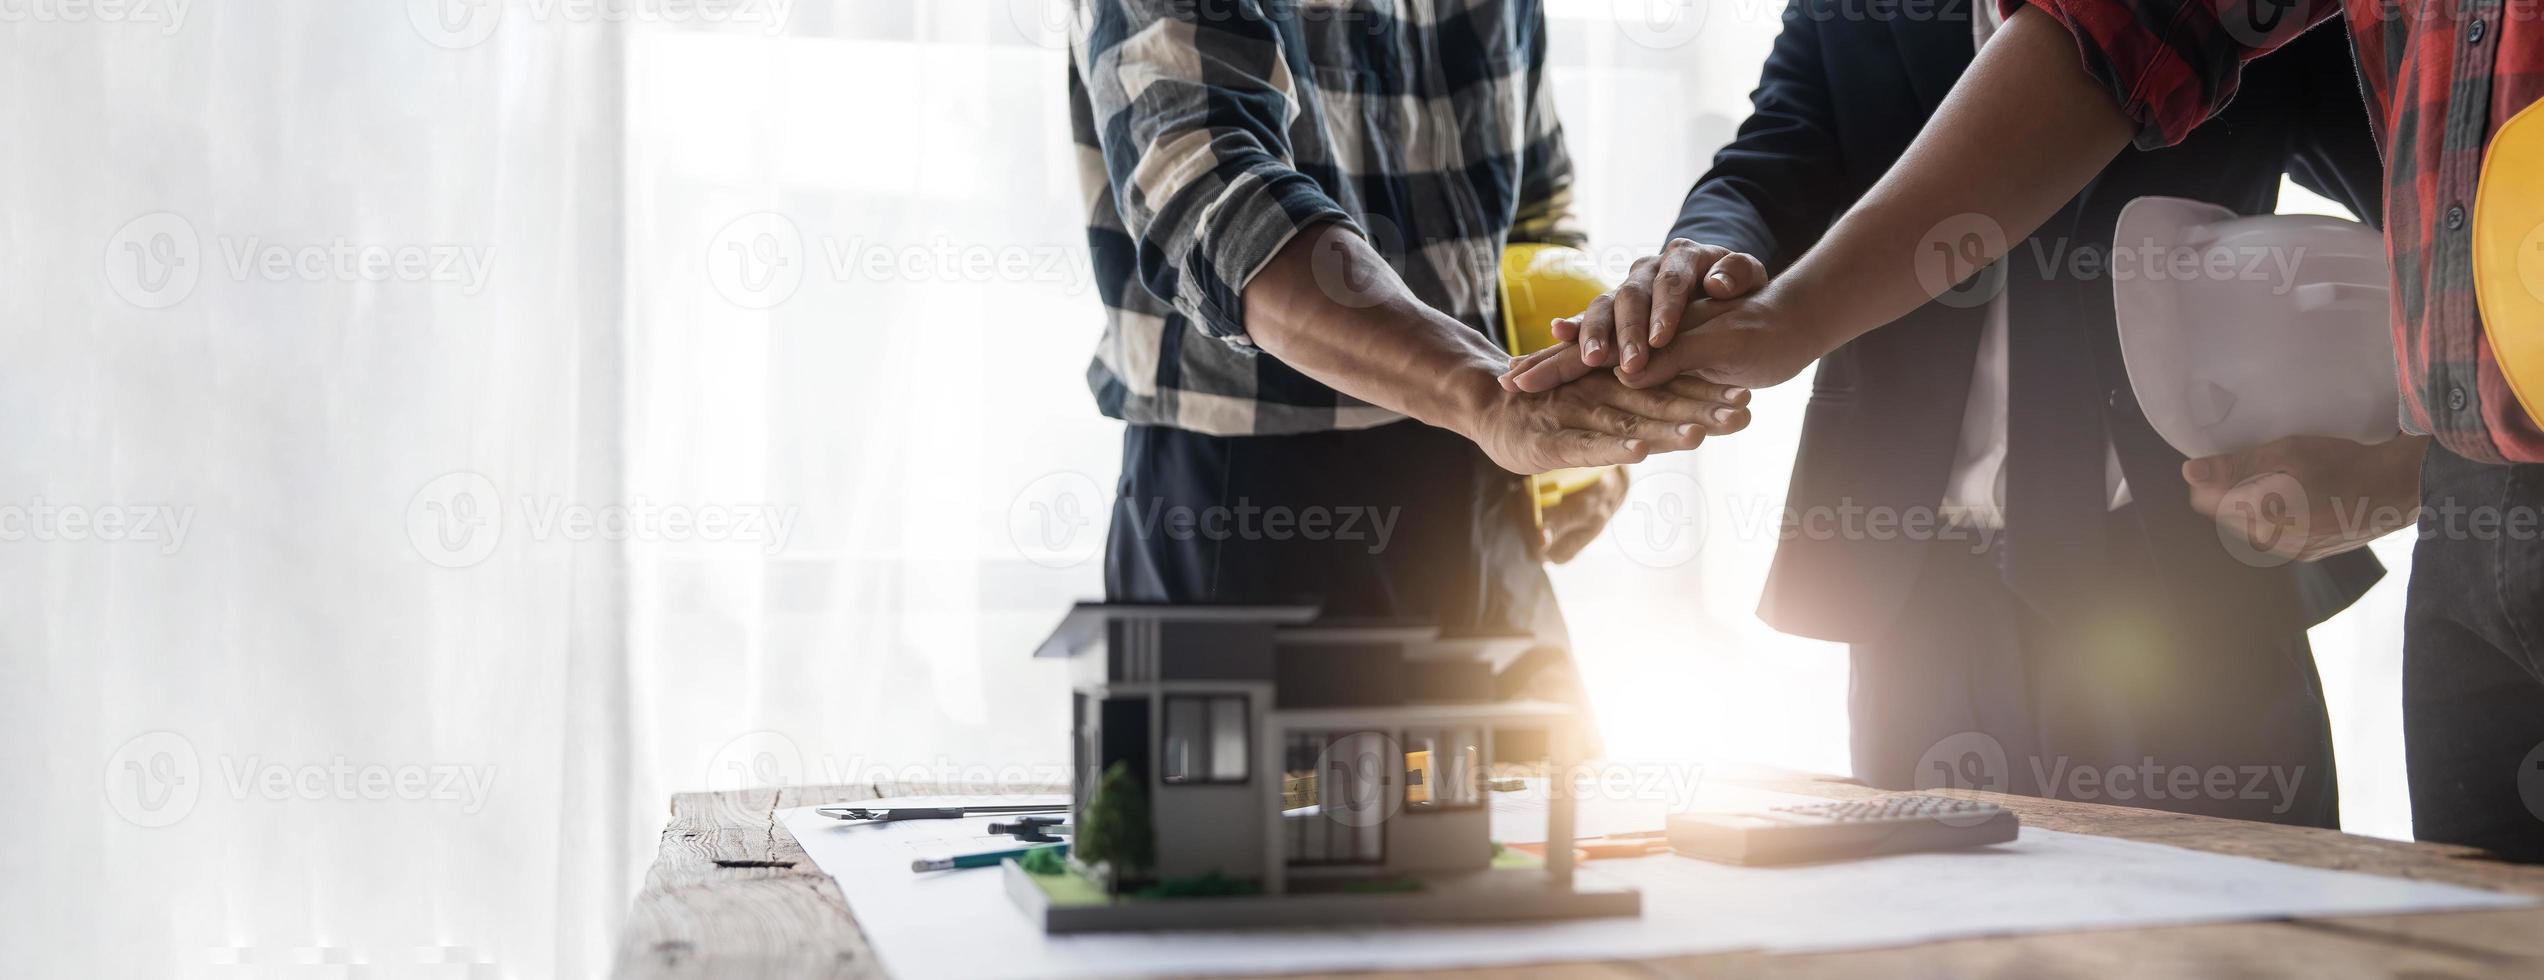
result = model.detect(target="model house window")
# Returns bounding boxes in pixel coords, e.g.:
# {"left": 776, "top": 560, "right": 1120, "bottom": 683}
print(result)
{"left": 1161, "top": 694, "right": 1249, "bottom": 784}
{"left": 1401, "top": 727, "right": 1482, "bottom": 810}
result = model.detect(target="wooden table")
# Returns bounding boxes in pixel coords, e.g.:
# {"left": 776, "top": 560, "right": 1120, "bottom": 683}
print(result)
{"left": 613, "top": 771, "right": 2544, "bottom": 979}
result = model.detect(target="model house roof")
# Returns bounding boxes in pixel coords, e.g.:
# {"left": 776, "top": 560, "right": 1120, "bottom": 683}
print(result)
{"left": 1030, "top": 602, "right": 1320, "bottom": 659}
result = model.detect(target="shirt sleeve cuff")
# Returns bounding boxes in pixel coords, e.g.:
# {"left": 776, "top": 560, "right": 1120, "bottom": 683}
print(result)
{"left": 1182, "top": 160, "right": 1358, "bottom": 351}
{"left": 2000, "top": 0, "right": 2210, "bottom": 150}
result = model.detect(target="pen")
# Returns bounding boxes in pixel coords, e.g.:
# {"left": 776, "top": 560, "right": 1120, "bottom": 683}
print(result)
{"left": 910, "top": 842, "right": 1067, "bottom": 873}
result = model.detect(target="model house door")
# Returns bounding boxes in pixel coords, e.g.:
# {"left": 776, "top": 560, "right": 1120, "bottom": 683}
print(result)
{"left": 1281, "top": 730, "right": 1391, "bottom": 866}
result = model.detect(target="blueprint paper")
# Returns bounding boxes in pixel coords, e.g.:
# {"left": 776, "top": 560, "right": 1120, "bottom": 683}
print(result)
{"left": 779, "top": 793, "right": 2530, "bottom": 980}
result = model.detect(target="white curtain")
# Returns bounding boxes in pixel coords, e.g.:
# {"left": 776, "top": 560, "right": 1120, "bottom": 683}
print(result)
{"left": 3, "top": 3, "right": 2409, "bottom": 978}
{"left": 3, "top": 3, "right": 628, "bottom": 977}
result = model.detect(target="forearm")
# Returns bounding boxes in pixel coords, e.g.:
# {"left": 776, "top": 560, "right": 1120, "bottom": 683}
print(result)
{"left": 1761, "top": 6, "right": 2133, "bottom": 347}
{"left": 1242, "top": 224, "right": 1506, "bottom": 435}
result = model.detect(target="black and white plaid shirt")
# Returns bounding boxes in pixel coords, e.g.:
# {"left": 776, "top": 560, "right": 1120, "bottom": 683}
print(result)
{"left": 1069, "top": 0, "right": 1583, "bottom": 436}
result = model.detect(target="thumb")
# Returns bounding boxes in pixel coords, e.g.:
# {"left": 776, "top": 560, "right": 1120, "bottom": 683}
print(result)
{"left": 1704, "top": 252, "right": 1768, "bottom": 299}
{"left": 2183, "top": 447, "right": 2281, "bottom": 515}
{"left": 1551, "top": 316, "right": 1580, "bottom": 343}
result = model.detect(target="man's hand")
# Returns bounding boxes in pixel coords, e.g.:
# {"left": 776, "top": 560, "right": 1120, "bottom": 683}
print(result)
{"left": 1541, "top": 467, "right": 1627, "bottom": 564}
{"left": 2186, "top": 434, "right": 2429, "bottom": 563}
{"left": 1454, "top": 371, "right": 1752, "bottom": 475}
{"left": 1503, "top": 288, "right": 1833, "bottom": 394}
{"left": 1552, "top": 238, "right": 1768, "bottom": 374}
{"left": 1239, "top": 225, "right": 1749, "bottom": 474}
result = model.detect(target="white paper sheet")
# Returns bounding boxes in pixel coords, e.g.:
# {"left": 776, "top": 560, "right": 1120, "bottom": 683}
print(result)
{"left": 780, "top": 793, "right": 2530, "bottom": 980}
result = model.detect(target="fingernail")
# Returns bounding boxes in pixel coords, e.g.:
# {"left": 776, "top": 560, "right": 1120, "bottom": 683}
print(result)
{"left": 1584, "top": 339, "right": 1602, "bottom": 355}
{"left": 1712, "top": 406, "right": 1734, "bottom": 423}
{"left": 1677, "top": 423, "right": 1700, "bottom": 438}
{"left": 1622, "top": 439, "right": 1643, "bottom": 453}
{"left": 2185, "top": 458, "right": 2213, "bottom": 482}
{"left": 1726, "top": 386, "right": 1750, "bottom": 403}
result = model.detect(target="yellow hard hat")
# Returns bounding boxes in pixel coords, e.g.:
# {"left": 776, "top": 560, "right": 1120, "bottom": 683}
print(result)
{"left": 2473, "top": 100, "right": 2544, "bottom": 433}
{"left": 1498, "top": 243, "right": 1618, "bottom": 516}
{"left": 1498, "top": 242, "right": 1612, "bottom": 357}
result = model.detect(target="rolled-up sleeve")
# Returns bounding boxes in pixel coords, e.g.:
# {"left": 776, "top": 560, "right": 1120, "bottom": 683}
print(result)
{"left": 2002, "top": 0, "right": 2340, "bottom": 149}
{"left": 1076, "top": 0, "right": 1356, "bottom": 349}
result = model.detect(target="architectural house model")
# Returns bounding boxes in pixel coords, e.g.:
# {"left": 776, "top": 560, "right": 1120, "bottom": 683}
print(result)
{"left": 1004, "top": 602, "right": 1642, "bottom": 932}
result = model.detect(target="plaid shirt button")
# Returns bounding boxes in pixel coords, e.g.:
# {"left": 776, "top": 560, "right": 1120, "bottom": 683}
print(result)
{"left": 2469, "top": 18, "right": 2485, "bottom": 44}
{"left": 2447, "top": 205, "right": 2466, "bottom": 231}
{"left": 2450, "top": 385, "right": 2469, "bottom": 413}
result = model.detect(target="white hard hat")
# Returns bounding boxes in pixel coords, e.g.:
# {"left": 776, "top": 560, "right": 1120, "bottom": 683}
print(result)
{"left": 2111, "top": 196, "right": 2401, "bottom": 459}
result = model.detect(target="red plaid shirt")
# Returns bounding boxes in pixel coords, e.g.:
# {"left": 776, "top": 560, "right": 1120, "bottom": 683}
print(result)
{"left": 2011, "top": 0, "right": 2544, "bottom": 463}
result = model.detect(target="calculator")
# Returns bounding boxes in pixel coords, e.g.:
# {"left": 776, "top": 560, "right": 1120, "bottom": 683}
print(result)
{"left": 1666, "top": 794, "right": 2020, "bottom": 866}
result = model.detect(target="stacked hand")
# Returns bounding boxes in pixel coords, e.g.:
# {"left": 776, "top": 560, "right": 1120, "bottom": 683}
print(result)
{"left": 1460, "top": 370, "right": 1753, "bottom": 475}
{"left": 1498, "top": 238, "right": 1830, "bottom": 395}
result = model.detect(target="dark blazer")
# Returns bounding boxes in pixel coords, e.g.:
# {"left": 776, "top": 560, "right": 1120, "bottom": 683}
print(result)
{"left": 1669, "top": 1, "right": 2386, "bottom": 643}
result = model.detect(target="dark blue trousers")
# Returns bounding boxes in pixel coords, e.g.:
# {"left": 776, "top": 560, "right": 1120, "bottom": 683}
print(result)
{"left": 1848, "top": 512, "right": 2342, "bottom": 828}
{"left": 2404, "top": 446, "right": 2544, "bottom": 861}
